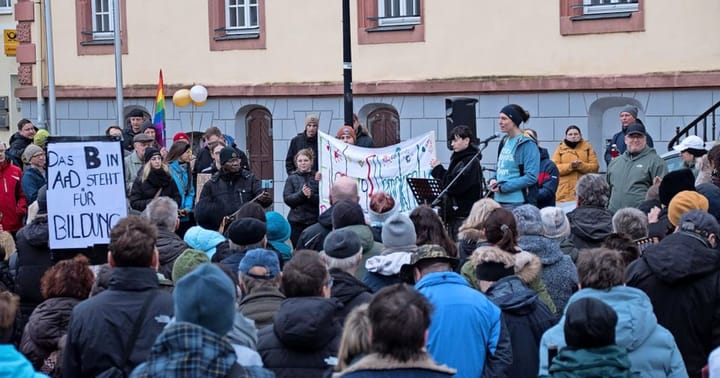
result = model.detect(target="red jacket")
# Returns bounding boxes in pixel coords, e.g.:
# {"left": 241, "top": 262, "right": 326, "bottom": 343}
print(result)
{"left": 0, "top": 160, "right": 27, "bottom": 232}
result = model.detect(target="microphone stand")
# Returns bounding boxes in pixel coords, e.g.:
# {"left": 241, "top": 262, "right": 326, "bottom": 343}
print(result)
{"left": 431, "top": 141, "right": 490, "bottom": 208}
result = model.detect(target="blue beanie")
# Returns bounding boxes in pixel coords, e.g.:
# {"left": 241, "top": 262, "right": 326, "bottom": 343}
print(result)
{"left": 265, "top": 211, "right": 292, "bottom": 260}
{"left": 512, "top": 204, "right": 544, "bottom": 236}
{"left": 174, "top": 263, "right": 236, "bottom": 335}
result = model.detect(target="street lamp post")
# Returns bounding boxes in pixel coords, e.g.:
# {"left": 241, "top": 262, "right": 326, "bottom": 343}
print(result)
{"left": 342, "top": 0, "right": 353, "bottom": 126}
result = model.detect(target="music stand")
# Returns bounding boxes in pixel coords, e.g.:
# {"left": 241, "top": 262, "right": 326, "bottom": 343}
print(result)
{"left": 407, "top": 178, "right": 442, "bottom": 205}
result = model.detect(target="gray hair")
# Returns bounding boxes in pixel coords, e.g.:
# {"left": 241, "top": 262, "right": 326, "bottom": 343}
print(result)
{"left": 142, "top": 196, "right": 179, "bottom": 232}
{"left": 319, "top": 250, "right": 363, "bottom": 273}
{"left": 612, "top": 207, "right": 648, "bottom": 240}
{"left": 576, "top": 174, "right": 609, "bottom": 208}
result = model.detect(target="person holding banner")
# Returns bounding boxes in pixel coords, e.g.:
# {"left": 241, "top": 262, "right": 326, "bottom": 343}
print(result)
{"left": 129, "top": 148, "right": 181, "bottom": 212}
{"left": 284, "top": 148, "right": 319, "bottom": 248}
{"left": 430, "top": 125, "right": 483, "bottom": 239}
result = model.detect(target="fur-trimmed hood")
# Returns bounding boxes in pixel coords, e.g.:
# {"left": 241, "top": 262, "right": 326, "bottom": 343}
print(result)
{"left": 333, "top": 352, "right": 455, "bottom": 377}
{"left": 468, "top": 247, "right": 541, "bottom": 285}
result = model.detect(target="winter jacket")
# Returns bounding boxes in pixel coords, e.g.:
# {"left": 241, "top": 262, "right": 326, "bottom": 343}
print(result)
{"left": 239, "top": 287, "right": 285, "bottom": 330}
{"left": 566, "top": 205, "right": 614, "bottom": 252}
{"left": 333, "top": 353, "right": 455, "bottom": 378}
{"left": 257, "top": 296, "right": 342, "bottom": 378}
{"left": 183, "top": 225, "right": 226, "bottom": 261}
{"left": 63, "top": 268, "right": 174, "bottom": 377}
{"left": 552, "top": 139, "right": 599, "bottom": 203}
{"left": 130, "top": 321, "right": 273, "bottom": 378}
{"left": 537, "top": 147, "right": 559, "bottom": 209}
{"left": 283, "top": 170, "right": 320, "bottom": 225}
{"left": 518, "top": 235, "right": 578, "bottom": 314}
{"left": 545, "top": 345, "right": 638, "bottom": 378}
{"left": 6, "top": 132, "right": 32, "bottom": 168}
{"left": 226, "top": 312, "right": 264, "bottom": 367}
{"left": 21, "top": 167, "right": 45, "bottom": 205}
{"left": 199, "top": 169, "right": 268, "bottom": 216}
{"left": 607, "top": 146, "right": 667, "bottom": 213}
{"left": 0, "top": 344, "right": 47, "bottom": 377}
{"left": 604, "top": 122, "right": 655, "bottom": 165}
{"left": 362, "top": 248, "right": 414, "bottom": 293}
{"left": 431, "top": 145, "right": 483, "bottom": 221}
{"left": 124, "top": 152, "right": 144, "bottom": 193}
{"left": 456, "top": 228, "right": 491, "bottom": 268}
{"left": 15, "top": 216, "right": 52, "bottom": 331}
{"left": 626, "top": 231, "right": 720, "bottom": 378}
{"left": 122, "top": 126, "right": 139, "bottom": 152}
{"left": 20, "top": 297, "right": 80, "bottom": 370}
{"left": 330, "top": 269, "right": 373, "bottom": 324}
{"left": 129, "top": 170, "right": 182, "bottom": 212}
{"left": 0, "top": 160, "right": 27, "bottom": 232}
{"left": 168, "top": 160, "right": 195, "bottom": 219}
{"left": 296, "top": 205, "right": 334, "bottom": 251}
{"left": 485, "top": 275, "right": 556, "bottom": 378}
{"left": 340, "top": 224, "right": 384, "bottom": 279}
{"left": 494, "top": 134, "right": 540, "bottom": 205}
{"left": 195, "top": 145, "right": 249, "bottom": 176}
{"left": 285, "top": 131, "right": 318, "bottom": 174}
{"left": 539, "top": 286, "right": 686, "bottom": 378}
{"left": 156, "top": 229, "right": 189, "bottom": 280}
{"left": 415, "top": 271, "right": 504, "bottom": 378}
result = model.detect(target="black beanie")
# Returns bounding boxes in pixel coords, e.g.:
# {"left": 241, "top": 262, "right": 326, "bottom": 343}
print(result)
{"left": 194, "top": 198, "right": 223, "bottom": 231}
{"left": 564, "top": 297, "right": 618, "bottom": 349}
{"left": 143, "top": 147, "right": 161, "bottom": 164}
{"left": 659, "top": 169, "right": 695, "bottom": 206}
{"left": 331, "top": 199, "right": 365, "bottom": 229}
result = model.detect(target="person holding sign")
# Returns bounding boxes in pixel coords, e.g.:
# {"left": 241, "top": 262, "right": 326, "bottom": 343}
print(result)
{"left": 129, "top": 148, "right": 181, "bottom": 212}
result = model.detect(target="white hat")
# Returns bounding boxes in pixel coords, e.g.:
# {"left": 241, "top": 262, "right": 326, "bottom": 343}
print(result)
{"left": 673, "top": 135, "right": 706, "bottom": 152}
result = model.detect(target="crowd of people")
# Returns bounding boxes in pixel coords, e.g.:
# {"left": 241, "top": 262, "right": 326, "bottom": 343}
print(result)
{"left": 0, "top": 103, "right": 718, "bottom": 378}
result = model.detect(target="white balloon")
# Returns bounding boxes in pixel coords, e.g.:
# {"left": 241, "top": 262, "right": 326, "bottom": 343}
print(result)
{"left": 189, "top": 85, "right": 208, "bottom": 102}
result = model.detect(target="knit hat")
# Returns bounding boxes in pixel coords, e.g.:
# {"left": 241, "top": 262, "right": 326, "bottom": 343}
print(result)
{"left": 174, "top": 263, "right": 236, "bottom": 335}
{"left": 332, "top": 199, "right": 365, "bottom": 229}
{"left": 336, "top": 125, "right": 356, "bottom": 141}
{"left": 265, "top": 211, "right": 291, "bottom": 259}
{"left": 239, "top": 248, "right": 280, "bottom": 279}
{"left": 305, "top": 114, "right": 319, "bottom": 124}
{"left": 324, "top": 229, "right": 363, "bottom": 259}
{"left": 381, "top": 213, "right": 417, "bottom": 249}
{"left": 141, "top": 119, "right": 154, "bottom": 133}
{"left": 33, "top": 129, "right": 50, "bottom": 148}
{"left": 173, "top": 132, "right": 190, "bottom": 143}
{"left": 171, "top": 249, "right": 210, "bottom": 283}
{"left": 128, "top": 109, "right": 144, "bottom": 118}
{"left": 227, "top": 217, "right": 266, "bottom": 246}
{"left": 539, "top": 207, "right": 570, "bottom": 240}
{"left": 132, "top": 133, "right": 154, "bottom": 143}
{"left": 36, "top": 185, "right": 47, "bottom": 215}
{"left": 678, "top": 210, "right": 720, "bottom": 239}
{"left": 564, "top": 297, "right": 618, "bottom": 349}
{"left": 619, "top": 105, "right": 638, "bottom": 119}
{"left": 512, "top": 204, "right": 544, "bottom": 236}
{"left": 219, "top": 147, "right": 239, "bottom": 166}
{"left": 668, "top": 191, "right": 709, "bottom": 227}
{"left": 659, "top": 169, "right": 696, "bottom": 206}
{"left": 143, "top": 147, "right": 161, "bottom": 163}
{"left": 21, "top": 144, "right": 43, "bottom": 164}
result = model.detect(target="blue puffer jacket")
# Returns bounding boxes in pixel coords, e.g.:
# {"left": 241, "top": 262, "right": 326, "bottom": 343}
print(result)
{"left": 538, "top": 286, "right": 687, "bottom": 378}
{"left": 183, "top": 226, "right": 226, "bottom": 261}
{"left": 168, "top": 161, "right": 195, "bottom": 220}
{"left": 0, "top": 344, "right": 47, "bottom": 377}
{"left": 415, "top": 271, "right": 503, "bottom": 378}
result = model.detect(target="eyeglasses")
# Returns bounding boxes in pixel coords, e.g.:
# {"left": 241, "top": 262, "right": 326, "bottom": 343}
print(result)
{"left": 326, "top": 277, "right": 334, "bottom": 289}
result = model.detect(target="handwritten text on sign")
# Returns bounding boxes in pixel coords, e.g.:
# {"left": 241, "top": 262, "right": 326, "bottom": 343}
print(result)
{"left": 47, "top": 140, "right": 127, "bottom": 249}
{"left": 317, "top": 131, "right": 436, "bottom": 215}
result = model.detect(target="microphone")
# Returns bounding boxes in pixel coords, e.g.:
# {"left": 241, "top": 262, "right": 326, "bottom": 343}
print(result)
{"left": 478, "top": 132, "right": 503, "bottom": 145}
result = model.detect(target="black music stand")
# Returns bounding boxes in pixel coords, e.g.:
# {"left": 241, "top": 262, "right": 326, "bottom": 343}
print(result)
{"left": 407, "top": 178, "right": 442, "bottom": 205}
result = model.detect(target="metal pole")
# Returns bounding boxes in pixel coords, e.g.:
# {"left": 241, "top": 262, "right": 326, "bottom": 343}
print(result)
{"left": 113, "top": 0, "right": 123, "bottom": 128}
{"left": 43, "top": 0, "right": 56, "bottom": 134}
{"left": 342, "top": 0, "right": 353, "bottom": 126}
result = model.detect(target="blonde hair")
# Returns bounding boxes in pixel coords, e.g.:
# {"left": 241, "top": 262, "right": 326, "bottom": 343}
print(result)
{"left": 141, "top": 160, "right": 171, "bottom": 182}
{"left": 336, "top": 303, "right": 371, "bottom": 371}
{"left": 459, "top": 198, "right": 501, "bottom": 234}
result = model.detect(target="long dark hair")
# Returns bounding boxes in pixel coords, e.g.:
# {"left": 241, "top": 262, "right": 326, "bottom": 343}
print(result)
{"left": 484, "top": 208, "right": 518, "bottom": 254}
{"left": 409, "top": 205, "right": 458, "bottom": 257}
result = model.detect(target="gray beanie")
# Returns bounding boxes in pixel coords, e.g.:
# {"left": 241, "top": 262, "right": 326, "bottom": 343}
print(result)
{"left": 539, "top": 206, "right": 570, "bottom": 240}
{"left": 381, "top": 213, "right": 417, "bottom": 249}
{"left": 512, "top": 204, "right": 544, "bottom": 236}
{"left": 620, "top": 105, "right": 638, "bottom": 119}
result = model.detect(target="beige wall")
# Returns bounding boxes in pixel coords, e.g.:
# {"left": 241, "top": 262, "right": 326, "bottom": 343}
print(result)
{"left": 50, "top": 0, "right": 720, "bottom": 87}
{"left": 0, "top": 11, "right": 18, "bottom": 142}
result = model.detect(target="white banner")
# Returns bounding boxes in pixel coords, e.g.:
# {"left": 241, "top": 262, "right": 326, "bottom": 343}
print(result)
{"left": 318, "top": 131, "right": 436, "bottom": 214}
{"left": 47, "top": 139, "right": 127, "bottom": 249}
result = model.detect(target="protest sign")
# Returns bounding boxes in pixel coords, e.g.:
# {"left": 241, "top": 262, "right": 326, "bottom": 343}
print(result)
{"left": 47, "top": 137, "right": 127, "bottom": 249}
{"left": 317, "top": 131, "right": 436, "bottom": 214}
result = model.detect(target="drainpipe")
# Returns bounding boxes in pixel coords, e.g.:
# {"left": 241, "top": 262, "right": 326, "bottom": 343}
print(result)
{"left": 43, "top": 0, "right": 56, "bottom": 134}
{"left": 33, "top": 0, "right": 45, "bottom": 129}
{"left": 112, "top": 0, "right": 123, "bottom": 128}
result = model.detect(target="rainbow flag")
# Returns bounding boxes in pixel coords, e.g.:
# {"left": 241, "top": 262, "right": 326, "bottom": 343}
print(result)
{"left": 152, "top": 70, "right": 166, "bottom": 147}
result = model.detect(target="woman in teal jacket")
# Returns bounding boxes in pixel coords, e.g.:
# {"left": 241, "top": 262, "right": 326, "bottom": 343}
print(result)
{"left": 165, "top": 141, "right": 195, "bottom": 235}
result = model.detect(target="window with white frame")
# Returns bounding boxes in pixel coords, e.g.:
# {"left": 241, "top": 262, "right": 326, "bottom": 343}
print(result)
{"left": 583, "top": 0, "right": 638, "bottom": 15}
{"left": 0, "top": 0, "right": 12, "bottom": 15}
{"left": 225, "top": 0, "right": 259, "bottom": 34}
{"left": 378, "top": 0, "right": 420, "bottom": 26}
{"left": 91, "top": 0, "right": 114, "bottom": 40}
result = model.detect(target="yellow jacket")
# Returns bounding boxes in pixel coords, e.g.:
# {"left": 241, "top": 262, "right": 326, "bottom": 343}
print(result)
{"left": 551, "top": 139, "right": 599, "bottom": 202}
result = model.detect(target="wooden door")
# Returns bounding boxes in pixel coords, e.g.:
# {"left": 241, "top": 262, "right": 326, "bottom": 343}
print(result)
{"left": 246, "top": 108, "right": 274, "bottom": 181}
{"left": 368, "top": 108, "right": 400, "bottom": 147}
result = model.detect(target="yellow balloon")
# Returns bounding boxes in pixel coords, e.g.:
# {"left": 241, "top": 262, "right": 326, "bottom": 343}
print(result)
{"left": 193, "top": 99, "right": 206, "bottom": 107}
{"left": 172, "top": 89, "right": 191, "bottom": 108}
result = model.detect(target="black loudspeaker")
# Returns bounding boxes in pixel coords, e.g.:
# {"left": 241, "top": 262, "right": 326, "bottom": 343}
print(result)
{"left": 445, "top": 97, "right": 478, "bottom": 150}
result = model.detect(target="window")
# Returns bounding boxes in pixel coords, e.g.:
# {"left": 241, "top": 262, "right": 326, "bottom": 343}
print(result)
{"left": 91, "top": 0, "right": 114, "bottom": 40}
{"left": 378, "top": 0, "right": 420, "bottom": 26}
{"left": 0, "top": 0, "right": 12, "bottom": 15}
{"left": 225, "top": 0, "right": 259, "bottom": 34}
{"left": 583, "top": 0, "right": 638, "bottom": 15}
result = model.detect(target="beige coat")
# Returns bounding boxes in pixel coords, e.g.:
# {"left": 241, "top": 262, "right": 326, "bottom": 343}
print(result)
{"left": 552, "top": 139, "right": 599, "bottom": 202}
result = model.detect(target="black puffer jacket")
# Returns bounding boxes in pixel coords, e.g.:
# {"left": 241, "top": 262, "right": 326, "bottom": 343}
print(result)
{"left": 296, "top": 206, "right": 334, "bottom": 251}
{"left": 15, "top": 216, "right": 52, "bottom": 332}
{"left": 156, "top": 229, "right": 188, "bottom": 280}
{"left": 257, "top": 296, "right": 342, "bottom": 378}
{"left": 330, "top": 269, "right": 373, "bottom": 325}
{"left": 566, "top": 206, "right": 613, "bottom": 249}
{"left": 199, "top": 169, "right": 268, "bottom": 216}
{"left": 6, "top": 132, "right": 32, "bottom": 168}
{"left": 20, "top": 297, "right": 80, "bottom": 370}
{"left": 431, "top": 145, "right": 482, "bottom": 221}
{"left": 626, "top": 231, "right": 720, "bottom": 378}
{"left": 129, "top": 170, "right": 181, "bottom": 212}
{"left": 194, "top": 145, "right": 249, "bottom": 174}
{"left": 283, "top": 171, "right": 319, "bottom": 226}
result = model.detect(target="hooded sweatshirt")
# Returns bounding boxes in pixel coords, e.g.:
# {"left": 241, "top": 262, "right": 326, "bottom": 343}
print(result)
{"left": 183, "top": 225, "right": 226, "bottom": 261}
{"left": 518, "top": 235, "right": 578, "bottom": 313}
{"left": 566, "top": 206, "right": 614, "bottom": 251}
